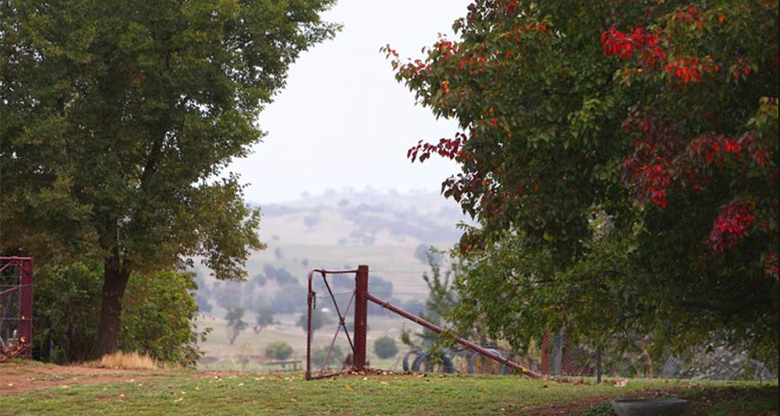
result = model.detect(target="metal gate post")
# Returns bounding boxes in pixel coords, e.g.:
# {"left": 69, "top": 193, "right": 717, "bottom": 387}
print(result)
{"left": 352, "top": 265, "right": 369, "bottom": 371}
{"left": 19, "top": 258, "right": 33, "bottom": 358}
{"left": 305, "top": 269, "right": 316, "bottom": 379}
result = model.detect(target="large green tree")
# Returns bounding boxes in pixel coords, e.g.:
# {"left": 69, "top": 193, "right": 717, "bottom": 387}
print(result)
{"left": 1, "top": 0, "right": 338, "bottom": 356}
{"left": 387, "top": 0, "right": 777, "bottom": 360}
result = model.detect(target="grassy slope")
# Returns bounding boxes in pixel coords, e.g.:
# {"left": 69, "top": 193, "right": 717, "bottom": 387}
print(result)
{"left": 2, "top": 363, "right": 777, "bottom": 416}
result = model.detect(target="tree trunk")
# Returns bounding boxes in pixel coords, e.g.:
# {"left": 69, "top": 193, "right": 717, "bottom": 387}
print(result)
{"left": 97, "top": 256, "right": 131, "bottom": 357}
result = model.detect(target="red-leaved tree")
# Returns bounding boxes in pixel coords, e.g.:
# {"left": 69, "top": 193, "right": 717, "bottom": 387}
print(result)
{"left": 386, "top": 0, "right": 777, "bottom": 361}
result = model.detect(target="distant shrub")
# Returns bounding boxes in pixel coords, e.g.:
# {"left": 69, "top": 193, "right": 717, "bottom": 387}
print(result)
{"left": 264, "top": 264, "right": 297, "bottom": 285}
{"left": 256, "top": 308, "right": 275, "bottom": 328}
{"left": 311, "top": 345, "right": 345, "bottom": 368}
{"left": 264, "top": 341, "right": 294, "bottom": 361}
{"left": 298, "top": 307, "right": 330, "bottom": 333}
{"left": 374, "top": 336, "right": 399, "bottom": 359}
{"left": 272, "top": 282, "right": 305, "bottom": 313}
{"left": 331, "top": 273, "right": 352, "bottom": 289}
{"left": 303, "top": 215, "right": 321, "bottom": 229}
{"left": 369, "top": 275, "right": 393, "bottom": 296}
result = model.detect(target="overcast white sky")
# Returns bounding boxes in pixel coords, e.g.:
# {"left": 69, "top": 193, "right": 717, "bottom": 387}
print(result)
{"left": 228, "top": 0, "right": 472, "bottom": 204}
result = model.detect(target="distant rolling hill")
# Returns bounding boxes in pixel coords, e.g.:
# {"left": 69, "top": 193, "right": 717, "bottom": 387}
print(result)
{"left": 257, "top": 189, "right": 468, "bottom": 246}
{"left": 195, "top": 189, "right": 468, "bottom": 315}
{"left": 193, "top": 190, "right": 468, "bottom": 367}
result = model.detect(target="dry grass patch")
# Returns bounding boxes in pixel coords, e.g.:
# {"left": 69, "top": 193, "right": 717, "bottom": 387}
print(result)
{"left": 84, "top": 351, "right": 159, "bottom": 370}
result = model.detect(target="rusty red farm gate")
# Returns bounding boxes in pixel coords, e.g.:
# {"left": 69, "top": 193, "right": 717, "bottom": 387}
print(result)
{"left": 304, "top": 265, "right": 541, "bottom": 380}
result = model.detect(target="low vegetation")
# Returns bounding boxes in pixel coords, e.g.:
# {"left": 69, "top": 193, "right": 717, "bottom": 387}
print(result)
{"left": 84, "top": 351, "right": 160, "bottom": 370}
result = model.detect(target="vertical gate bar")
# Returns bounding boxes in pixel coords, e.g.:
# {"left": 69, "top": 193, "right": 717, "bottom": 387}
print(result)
{"left": 20, "top": 258, "right": 33, "bottom": 358}
{"left": 352, "top": 265, "right": 369, "bottom": 371}
{"left": 305, "top": 269, "right": 316, "bottom": 379}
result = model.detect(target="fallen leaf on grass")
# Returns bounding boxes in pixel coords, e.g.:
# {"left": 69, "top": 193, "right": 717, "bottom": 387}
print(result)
{"left": 615, "top": 379, "right": 629, "bottom": 387}
{"left": 343, "top": 385, "right": 353, "bottom": 391}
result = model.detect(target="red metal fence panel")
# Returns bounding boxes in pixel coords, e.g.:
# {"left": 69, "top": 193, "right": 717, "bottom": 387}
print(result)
{"left": 0, "top": 257, "right": 34, "bottom": 361}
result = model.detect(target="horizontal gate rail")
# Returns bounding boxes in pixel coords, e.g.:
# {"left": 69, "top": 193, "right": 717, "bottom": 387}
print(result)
{"left": 366, "top": 293, "right": 541, "bottom": 379}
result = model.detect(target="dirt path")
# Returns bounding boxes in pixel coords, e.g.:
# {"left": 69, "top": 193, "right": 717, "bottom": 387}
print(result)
{"left": 0, "top": 362, "right": 161, "bottom": 394}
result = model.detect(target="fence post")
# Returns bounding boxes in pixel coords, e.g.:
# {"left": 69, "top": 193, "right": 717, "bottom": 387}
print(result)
{"left": 19, "top": 258, "right": 33, "bottom": 359}
{"left": 540, "top": 335, "right": 549, "bottom": 375}
{"left": 353, "top": 265, "right": 369, "bottom": 371}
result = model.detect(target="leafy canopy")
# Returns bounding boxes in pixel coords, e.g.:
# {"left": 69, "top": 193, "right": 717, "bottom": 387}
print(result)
{"left": 1, "top": 0, "right": 338, "bottom": 278}
{"left": 386, "top": 0, "right": 777, "bottom": 360}
{"left": 1, "top": 0, "right": 339, "bottom": 355}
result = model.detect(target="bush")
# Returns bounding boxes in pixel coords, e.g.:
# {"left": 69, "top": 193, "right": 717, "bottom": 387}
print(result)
{"left": 256, "top": 308, "right": 275, "bottom": 328}
{"left": 122, "top": 270, "right": 206, "bottom": 367}
{"left": 34, "top": 262, "right": 102, "bottom": 363}
{"left": 264, "top": 341, "right": 294, "bottom": 360}
{"left": 374, "top": 336, "right": 399, "bottom": 359}
{"left": 272, "top": 282, "right": 305, "bottom": 313}
{"left": 310, "top": 345, "right": 345, "bottom": 368}
{"left": 33, "top": 262, "right": 207, "bottom": 367}
{"left": 299, "top": 307, "right": 330, "bottom": 333}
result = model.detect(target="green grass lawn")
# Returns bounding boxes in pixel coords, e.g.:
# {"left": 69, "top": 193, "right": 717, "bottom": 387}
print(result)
{"left": 1, "top": 361, "right": 776, "bottom": 416}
